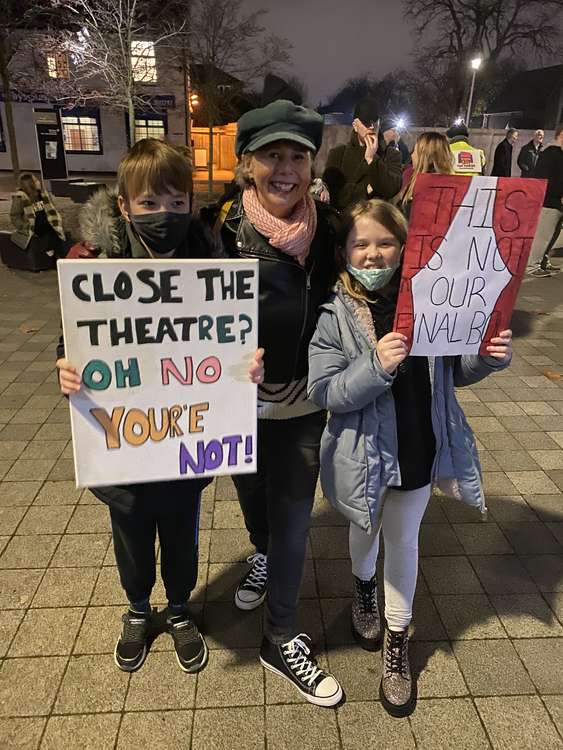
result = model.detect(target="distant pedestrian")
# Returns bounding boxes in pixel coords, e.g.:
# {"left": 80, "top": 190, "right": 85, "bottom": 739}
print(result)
{"left": 446, "top": 122, "right": 485, "bottom": 175}
{"left": 323, "top": 99, "right": 402, "bottom": 211}
{"left": 10, "top": 173, "right": 65, "bottom": 258}
{"left": 526, "top": 124, "right": 563, "bottom": 277}
{"left": 491, "top": 128, "right": 519, "bottom": 177}
{"left": 517, "top": 129, "right": 544, "bottom": 177}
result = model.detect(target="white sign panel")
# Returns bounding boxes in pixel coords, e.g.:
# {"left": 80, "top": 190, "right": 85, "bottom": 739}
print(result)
{"left": 58, "top": 259, "right": 258, "bottom": 488}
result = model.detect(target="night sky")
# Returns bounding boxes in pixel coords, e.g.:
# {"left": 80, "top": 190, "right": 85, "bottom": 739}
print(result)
{"left": 243, "top": 0, "right": 414, "bottom": 106}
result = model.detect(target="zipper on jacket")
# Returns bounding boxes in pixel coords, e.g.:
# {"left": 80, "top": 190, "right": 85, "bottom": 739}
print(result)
{"left": 291, "top": 262, "right": 314, "bottom": 381}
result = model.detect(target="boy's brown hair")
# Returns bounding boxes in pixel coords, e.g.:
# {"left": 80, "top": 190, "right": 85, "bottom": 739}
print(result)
{"left": 118, "top": 138, "right": 193, "bottom": 201}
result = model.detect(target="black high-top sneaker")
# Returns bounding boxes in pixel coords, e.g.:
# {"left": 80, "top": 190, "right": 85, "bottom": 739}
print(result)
{"left": 260, "top": 633, "right": 343, "bottom": 707}
{"left": 235, "top": 552, "right": 267, "bottom": 610}
{"left": 166, "top": 611, "right": 208, "bottom": 673}
{"left": 379, "top": 624, "right": 416, "bottom": 717}
{"left": 114, "top": 609, "right": 152, "bottom": 672}
{"left": 352, "top": 574, "right": 381, "bottom": 651}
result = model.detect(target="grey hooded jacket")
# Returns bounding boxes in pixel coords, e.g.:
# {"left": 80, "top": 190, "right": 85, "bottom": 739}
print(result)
{"left": 307, "top": 284, "right": 510, "bottom": 533}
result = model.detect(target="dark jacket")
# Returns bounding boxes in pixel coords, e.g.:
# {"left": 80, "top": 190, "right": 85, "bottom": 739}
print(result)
{"left": 57, "top": 188, "right": 216, "bottom": 512}
{"left": 205, "top": 194, "right": 339, "bottom": 385}
{"left": 491, "top": 138, "right": 513, "bottom": 177}
{"left": 535, "top": 145, "right": 563, "bottom": 210}
{"left": 517, "top": 140, "right": 542, "bottom": 177}
{"left": 322, "top": 134, "right": 403, "bottom": 211}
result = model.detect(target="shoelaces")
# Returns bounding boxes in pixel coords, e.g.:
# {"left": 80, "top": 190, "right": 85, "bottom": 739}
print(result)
{"left": 243, "top": 553, "right": 267, "bottom": 590}
{"left": 385, "top": 630, "right": 408, "bottom": 677}
{"left": 283, "top": 635, "right": 321, "bottom": 687}
{"left": 355, "top": 578, "right": 377, "bottom": 614}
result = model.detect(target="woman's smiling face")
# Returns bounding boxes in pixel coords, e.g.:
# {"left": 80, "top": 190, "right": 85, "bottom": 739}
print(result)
{"left": 248, "top": 141, "right": 313, "bottom": 218}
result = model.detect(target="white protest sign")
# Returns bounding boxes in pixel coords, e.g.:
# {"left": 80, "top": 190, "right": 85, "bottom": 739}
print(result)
{"left": 394, "top": 174, "right": 546, "bottom": 356}
{"left": 58, "top": 259, "right": 258, "bottom": 488}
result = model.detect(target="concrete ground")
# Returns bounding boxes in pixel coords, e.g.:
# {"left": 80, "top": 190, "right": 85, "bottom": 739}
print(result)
{"left": 0, "top": 258, "right": 563, "bottom": 750}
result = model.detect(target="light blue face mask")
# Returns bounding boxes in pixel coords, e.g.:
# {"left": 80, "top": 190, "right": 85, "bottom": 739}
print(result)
{"left": 346, "top": 263, "right": 398, "bottom": 291}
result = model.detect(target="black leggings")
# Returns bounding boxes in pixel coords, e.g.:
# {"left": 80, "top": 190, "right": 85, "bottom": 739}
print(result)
{"left": 233, "top": 410, "right": 326, "bottom": 643}
{"left": 109, "top": 486, "right": 202, "bottom": 609}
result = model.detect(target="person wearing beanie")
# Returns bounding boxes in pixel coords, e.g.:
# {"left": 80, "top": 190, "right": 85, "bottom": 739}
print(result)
{"left": 202, "top": 99, "right": 344, "bottom": 707}
{"left": 446, "top": 122, "right": 486, "bottom": 176}
{"left": 322, "top": 99, "right": 403, "bottom": 211}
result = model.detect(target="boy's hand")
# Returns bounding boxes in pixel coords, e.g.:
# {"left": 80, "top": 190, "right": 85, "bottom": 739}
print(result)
{"left": 248, "top": 348, "right": 265, "bottom": 384}
{"left": 364, "top": 133, "right": 378, "bottom": 165}
{"left": 376, "top": 332, "right": 408, "bottom": 374}
{"left": 56, "top": 358, "right": 81, "bottom": 395}
{"left": 486, "top": 329, "right": 512, "bottom": 363}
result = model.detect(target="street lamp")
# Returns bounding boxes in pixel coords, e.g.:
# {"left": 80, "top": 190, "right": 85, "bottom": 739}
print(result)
{"left": 465, "top": 56, "right": 482, "bottom": 126}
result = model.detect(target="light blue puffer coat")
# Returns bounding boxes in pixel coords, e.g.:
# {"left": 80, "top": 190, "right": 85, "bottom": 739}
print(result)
{"left": 307, "top": 284, "right": 510, "bottom": 533}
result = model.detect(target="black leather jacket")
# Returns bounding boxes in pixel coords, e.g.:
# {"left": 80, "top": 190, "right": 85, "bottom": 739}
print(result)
{"left": 213, "top": 195, "right": 340, "bottom": 384}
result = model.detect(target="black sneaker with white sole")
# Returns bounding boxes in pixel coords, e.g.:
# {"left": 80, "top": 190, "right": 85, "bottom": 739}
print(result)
{"left": 235, "top": 552, "right": 267, "bottom": 610}
{"left": 114, "top": 610, "right": 152, "bottom": 672}
{"left": 167, "top": 611, "right": 208, "bottom": 673}
{"left": 260, "top": 633, "right": 343, "bottom": 707}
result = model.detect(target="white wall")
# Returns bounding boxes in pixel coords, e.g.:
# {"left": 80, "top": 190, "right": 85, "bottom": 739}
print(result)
{"left": 0, "top": 101, "right": 187, "bottom": 175}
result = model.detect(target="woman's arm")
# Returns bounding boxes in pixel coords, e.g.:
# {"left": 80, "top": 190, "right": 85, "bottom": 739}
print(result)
{"left": 308, "top": 310, "right": 394, "bottom": 413}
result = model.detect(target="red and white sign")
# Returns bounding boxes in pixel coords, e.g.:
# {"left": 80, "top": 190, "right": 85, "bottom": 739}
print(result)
{"left": 394, "top": 174, "right": 546, "bottom": 356}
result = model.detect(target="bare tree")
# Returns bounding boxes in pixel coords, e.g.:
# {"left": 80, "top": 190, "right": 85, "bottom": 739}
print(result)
{"left": 405, "top": 0, "right": 563, "bottom": 113}
{"left": 47, "top": 0, "right": 186, "bottom": 144}
{"left": 0, "top": 0, "right": 63, "bottom": 178}
{"left": 189, "top": 0, "right": 291, "bottom": 194}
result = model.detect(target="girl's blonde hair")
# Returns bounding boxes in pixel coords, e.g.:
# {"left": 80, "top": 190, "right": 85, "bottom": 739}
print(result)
{"left": 118, "top": 138, "right": 193, "bottom": 200}
{"left": 401, "top": 131, "right": 454, "bottom": 205}
{"left": 337, "top": 199, "right": 408, "bottom": 303}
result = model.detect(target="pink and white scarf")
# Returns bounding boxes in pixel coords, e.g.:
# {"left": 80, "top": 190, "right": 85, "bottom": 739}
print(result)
{"left": 242, "top": 186, "right": 317, "bottom": 266}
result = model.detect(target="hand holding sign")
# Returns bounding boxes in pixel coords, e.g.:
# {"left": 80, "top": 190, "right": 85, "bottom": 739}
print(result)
{"left": 58, "top": 259, "right": 259, "bottom": 488}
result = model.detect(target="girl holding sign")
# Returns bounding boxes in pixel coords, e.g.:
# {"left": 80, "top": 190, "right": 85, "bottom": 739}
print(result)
{"left": 307, "top": 200, "right": 512, "bottom": 717}
{"left": 56, "top": 139, "right": 264, "bottom": 676}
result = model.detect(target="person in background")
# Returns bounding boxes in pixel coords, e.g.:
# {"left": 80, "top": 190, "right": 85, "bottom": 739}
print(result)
{"left": 397, "top": 133, "right": 412, "bottom": 167}
{"left": 526, "top": 124, "right": 563, "bottom": 277}
{"left": 308, "top": 199, "right": 512, "bottom": 717}
{"left": 10, "top": 173, "right": 65, "bottom": 258}
{"left": 323, "top": 99, "right": 402, "bottom": 211}
{"left": 491, "top": 128, "right": 518, "bottom": 176}
{"left": 398, "top": 131, "right": 454, "bottom": 218}
{"left": 446, "top": 122, "right": 485, "bottom": 175}
{"left": 517, "top": 129, "right": 544, "bottom": 178}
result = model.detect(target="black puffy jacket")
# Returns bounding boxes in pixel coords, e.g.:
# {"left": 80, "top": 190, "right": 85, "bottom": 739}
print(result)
{"left": 209, "top": 195, "right": 340, "bottom": 384}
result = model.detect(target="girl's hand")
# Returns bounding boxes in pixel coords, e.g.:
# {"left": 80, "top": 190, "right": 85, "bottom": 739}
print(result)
{"left": 486, "top": 329, "right": 512, "bottom": 363}
{"left": 376, "top": 332, "right": 408, "bottom": 373}
{"left": 56, "top": 358, "right": 81, "bottom": 395}
{"left": 248, "top": 347, "right": 265, "bottom": 384}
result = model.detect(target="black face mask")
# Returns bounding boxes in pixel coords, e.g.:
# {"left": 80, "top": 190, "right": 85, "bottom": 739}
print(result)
{"left": 130, "top": 211, "right": 191, "bottom": 254}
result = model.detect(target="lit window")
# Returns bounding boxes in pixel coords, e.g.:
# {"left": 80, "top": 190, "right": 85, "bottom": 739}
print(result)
{"left": 47, "top": 53, "right": 69, "bottom": 80}
{"left": 61, "top": 111, "right": 102, "bottom": 153}
{"left": 131, "top": 40, "right": 157, "bottom": 83}
{"left": 135, "top": 116, "right": 166, "bottom": 142}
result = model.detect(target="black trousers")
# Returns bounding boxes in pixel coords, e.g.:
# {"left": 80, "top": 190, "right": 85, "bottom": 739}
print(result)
{"left": 109, "top": 484, "right": 202, "bottom": 608}
{"left": 233, "top": 410, "right": 326, "bottom": 643}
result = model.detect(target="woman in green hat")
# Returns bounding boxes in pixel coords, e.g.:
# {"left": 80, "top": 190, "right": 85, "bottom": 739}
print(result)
{"left": 206, "top": 99, "right": 343, "bottom": 707}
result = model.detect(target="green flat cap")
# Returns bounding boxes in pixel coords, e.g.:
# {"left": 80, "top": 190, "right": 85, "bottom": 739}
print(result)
{"left": 236, "top": 99, "right": 324, "bottom": 156}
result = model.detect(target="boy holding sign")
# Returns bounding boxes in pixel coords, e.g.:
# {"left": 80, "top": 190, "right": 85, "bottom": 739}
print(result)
{"left": 56, "top": 140, "right": 264, "bottom": 673}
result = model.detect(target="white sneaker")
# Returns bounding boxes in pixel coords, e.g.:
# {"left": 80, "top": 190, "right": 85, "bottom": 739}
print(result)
{"left": 235, "top": 552, "right": 267, "bottom": 610}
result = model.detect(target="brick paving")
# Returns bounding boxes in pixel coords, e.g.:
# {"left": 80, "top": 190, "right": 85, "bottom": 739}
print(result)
{"left": 0, "top": 260, "right": 563, "bottom": 750}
